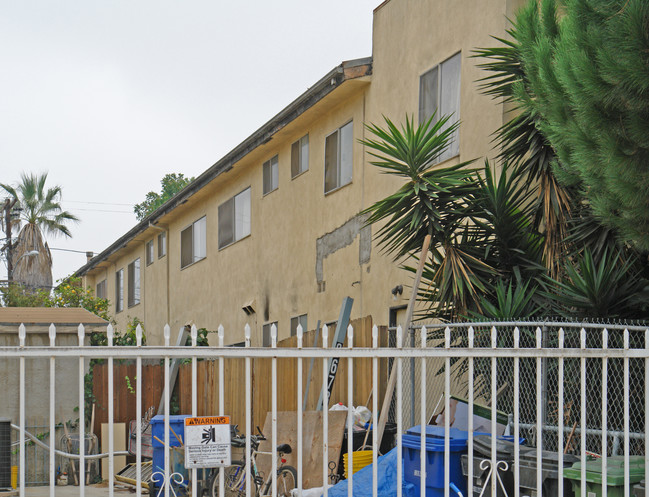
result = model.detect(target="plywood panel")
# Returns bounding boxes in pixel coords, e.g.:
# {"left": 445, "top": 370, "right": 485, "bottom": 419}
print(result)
{"left": 101, "top": 423, "right": 126, "bottom": 478}
{"left": 256, "top": 411, "right": 347, "bottom": 490}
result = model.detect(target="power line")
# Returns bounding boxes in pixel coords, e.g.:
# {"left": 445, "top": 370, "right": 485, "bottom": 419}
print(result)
{"left": 67, "top": 208, "right": 134, "bottom": 213}
{"left": 64, "top": 200, "right": 135, "bottom": 207}
{"left": 49, "top": 247, "right": 97, "bottom": 254}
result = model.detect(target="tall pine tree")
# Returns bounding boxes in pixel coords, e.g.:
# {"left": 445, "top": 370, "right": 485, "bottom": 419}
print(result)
{"left": 513, "top": 0, "right": 649, "bottom": 250}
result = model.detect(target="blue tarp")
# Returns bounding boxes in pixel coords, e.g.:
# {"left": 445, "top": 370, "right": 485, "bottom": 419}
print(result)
{"left": 326, "top": 448, "right": 418, "bottom": 497}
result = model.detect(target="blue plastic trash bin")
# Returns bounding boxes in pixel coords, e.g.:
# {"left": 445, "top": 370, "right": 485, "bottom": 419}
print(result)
{"left": 402, "top": 425, "right": 470, "bottom": 497}
{"left": 150, "top": 415, "right": 190, "bottom": 490}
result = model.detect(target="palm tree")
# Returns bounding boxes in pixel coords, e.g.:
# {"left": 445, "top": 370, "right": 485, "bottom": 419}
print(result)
{"left": 1, "top": 172, "right": 78, "bottom": 289}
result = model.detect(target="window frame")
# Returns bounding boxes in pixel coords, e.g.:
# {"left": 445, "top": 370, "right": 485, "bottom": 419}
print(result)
{"left": 418, "top": 51, "right": 462, "bottom": 163}
{"left": 96, "top": 279, "right": 107, "bottom": 300}
{"left": 218, "top": 188, "right": 251, "bottom": 250}
{"left": 115, "top": 269, "right": 124, "bottom": 313}
{"left": 145, "top": 240, "right": 154, "bottom": 266}
{"left": 180, "top": 216, "right": 207, "bottom": 269}
{"left": 158, "top": 232, "right": 166, "bottom": 259}
{"left": 127, "top": 258, "right": 141, "bottom": 308}
{"left": 262, "top": 321, "right": 278, "bottom": 347}
{"left": 262, "top": 155, "right": 279, "bottom": 195}
{"left": 291, "top": 134, "right": 309, "bottom": 179}
{"left": 324, "top": 120, "right": 354, "bottom": 194}
{"left": 290, "top": 314, "right": 308, "bottom": 337}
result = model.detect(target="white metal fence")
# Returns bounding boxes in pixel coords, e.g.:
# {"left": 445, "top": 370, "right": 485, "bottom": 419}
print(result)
{"left": 1, "top": 321, "right": 647, "bottom": 497}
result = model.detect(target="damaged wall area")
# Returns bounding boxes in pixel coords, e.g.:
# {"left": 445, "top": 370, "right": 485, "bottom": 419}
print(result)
{"left": 315, "top": 213, "right": 371, "bottom": 288}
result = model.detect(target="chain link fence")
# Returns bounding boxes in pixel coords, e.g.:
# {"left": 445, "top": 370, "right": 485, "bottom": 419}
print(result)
{"left": 388, "top": 321, "right": 646, "bottom": 458}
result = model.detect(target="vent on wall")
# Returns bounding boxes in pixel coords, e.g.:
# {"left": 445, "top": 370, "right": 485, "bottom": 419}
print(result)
{"left": 242, "top": 300, "right": 255, "bottom": 316}
{"left": 0, "top": 418, "right": 11, "bottom": 490}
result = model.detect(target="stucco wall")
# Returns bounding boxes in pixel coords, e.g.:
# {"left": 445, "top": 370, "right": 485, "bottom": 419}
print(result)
{"left": 83, "top": 0, "right": 522, "bottom": 345}
{"left": 0, "top": 330, "right": 84, "bottom": 426}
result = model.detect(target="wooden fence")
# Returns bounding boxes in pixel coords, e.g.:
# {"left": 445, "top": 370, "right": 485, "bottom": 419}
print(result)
{"left": 92, "top": 316, "right": 388, "bottom": 446}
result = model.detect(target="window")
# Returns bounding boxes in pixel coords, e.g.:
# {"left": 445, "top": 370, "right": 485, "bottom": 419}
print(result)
{"left": 263, "top": 155, "right": 279, "bottom": 195}
{"left": 291, "top": 135, "right": 309, "bottom": 178}
{"left": 262, "top": 322, "right": 278, "bottom": 347}
{"left": 419, "top": 52, "right": 461, "bottom": 162}
{"left": 115, "top": 269, "right": 124, "bottom": 313}
{"left": 290, "top": 314, "right": 308, "bottom": 337}
{"left": 146, "top": 240, "right": 154, "bottom": 266}
{"left": 158, "top": 232, "right": 167, "bottom": 258}
{"left": 127, "top": 258, "right": 141, "bottom": 307}
{"left": 181, "top": 217, "right": 207, "bottom": 268}
{"left": 96, "top": 279, "right": 106, "bottom": 300}
{"left": 218, "top": 188, "right": 251, "bottom": 249}
{"left": 324, "top": 121, "right": 353, "bottom": 193}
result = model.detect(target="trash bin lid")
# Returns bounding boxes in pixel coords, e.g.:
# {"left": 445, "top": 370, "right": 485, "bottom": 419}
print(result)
{"left": 151, "top": 414, "right": 190, "bottom": 425}
{"left": 519, "top": 450, "right": 579, "bottom": 465}
{"left": 563, "top": 456, "right": 645, "bottom": 486}
{"left": 471, "top": 435, "right": 518, "bottom": 460}
{"left": 406, "top": 425, "right": 470, "bottom": 441}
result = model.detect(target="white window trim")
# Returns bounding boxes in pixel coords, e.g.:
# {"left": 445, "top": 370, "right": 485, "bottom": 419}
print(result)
{"left": 324, "top": 120, "right": 354, "bottom": 195}
{"left": 158, "top": 232, "right": 167, "bottom": 259}
{"left": 419, "top": 51, "right": 462, "bottom": 164}
{"left": 127, "top": 258, "right": 141, "bottom": 308}
{"left": 218, "top": 188, "right": 251, "bottom": 250}
{"left": 145, "top": 240, "right": 154, "bottom": 266}
{"left": 180, "top": 216, "right": 207, "bottom": 269}
{"left": 263, "top": 155, "right": 279, "bottom": 196}
{"left": 291, "top": 134, "right": 309, "bottom": 179}
{"left": 115, "top": 269, "right": 124, "bottom": 314}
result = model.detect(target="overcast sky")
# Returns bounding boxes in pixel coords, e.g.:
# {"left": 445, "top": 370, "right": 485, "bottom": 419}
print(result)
{"left": 0, "top": 0, "right": 379, "bottom": 284}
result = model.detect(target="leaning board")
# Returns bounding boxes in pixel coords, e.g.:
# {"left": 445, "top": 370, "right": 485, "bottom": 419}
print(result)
{"left": 256, "top": 411, "right": 347, "bottom": 489}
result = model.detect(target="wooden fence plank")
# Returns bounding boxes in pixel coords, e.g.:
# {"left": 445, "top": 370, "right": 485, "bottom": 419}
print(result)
{"left": 93, "top": 317, "right": 388, "bottom": 446}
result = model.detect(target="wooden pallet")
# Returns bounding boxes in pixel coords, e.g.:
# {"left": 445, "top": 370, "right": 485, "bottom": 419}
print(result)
{"left": 115, "top": 461, "right": 153, "bottom": 489}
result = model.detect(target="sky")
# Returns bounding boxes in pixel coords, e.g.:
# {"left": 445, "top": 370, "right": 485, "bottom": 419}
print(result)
{"left": 0, "top": 0, "right": 379, "bottom": 285}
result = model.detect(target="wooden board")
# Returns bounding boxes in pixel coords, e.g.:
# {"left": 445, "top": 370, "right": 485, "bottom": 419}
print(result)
{"left": 256, "top": 411, "right": 347, "bottom": 489}
{"left": 101, "top": 423, "right": 126, "bottom": 479}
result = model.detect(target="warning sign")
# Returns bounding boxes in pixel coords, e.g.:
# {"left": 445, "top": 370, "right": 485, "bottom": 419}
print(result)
{"left": 184, "top": 416, "right": 231, "bottom": 468}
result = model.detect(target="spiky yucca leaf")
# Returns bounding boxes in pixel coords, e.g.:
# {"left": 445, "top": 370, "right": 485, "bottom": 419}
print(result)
{"left": 361, "top": 115, "right": 477, "bottom": 260}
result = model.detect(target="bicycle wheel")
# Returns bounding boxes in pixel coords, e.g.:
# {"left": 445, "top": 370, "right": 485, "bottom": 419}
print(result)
{"left": 210, "top": 461, "right": 256, "bottom": 497}
{"left": 266, "top": 465, "right": 297, "bottom": 497}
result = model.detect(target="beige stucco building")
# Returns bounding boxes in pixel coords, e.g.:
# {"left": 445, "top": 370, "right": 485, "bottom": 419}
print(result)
{"left": 76, "top": 0, "right": 524, "bottom": 346}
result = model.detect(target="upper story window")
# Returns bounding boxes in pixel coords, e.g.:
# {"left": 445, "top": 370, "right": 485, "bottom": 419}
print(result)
{"left": 146, "top": 240, "right": 154, "bottom": 266}
{"left": 115, "top": 269, "right": 124, "bottom": 313}
{"left": 324, "top": 121, "right": 353, "bottom": 194}
{"left": 181, "top": 216, "right": 207, "bottom": 269}
{"left": 419, "top": 52, "right": 461, "bottom": 163}
{"left": 262, "top": 321, "right": 278, "bottom": 347}
{"left": 291, "top": 135, "right": 309, "bottom": 178}
{"left": 290, "top": 314, "right": 307, "bottom": 337}
{"left": 127, "top": 258, "right": 141, "bottom": 307}
{"left": 263, "top": 156, "right": 279, "bottom": 195}
{"left": 158, "top": 232, "right": 167, "bottom": 258}
{"left": 218, "top": 188, "right": 251, "bottom": 249}
{"left": 96, "top": 279, "right": 107, "bottom": 300}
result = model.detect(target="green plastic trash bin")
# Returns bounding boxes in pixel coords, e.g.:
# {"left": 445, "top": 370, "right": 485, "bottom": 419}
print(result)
{"left": 563, "top": 456, "right": 645, "bottom": 497}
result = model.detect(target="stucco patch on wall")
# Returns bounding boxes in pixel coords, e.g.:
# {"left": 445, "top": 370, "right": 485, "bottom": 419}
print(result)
{"left": 315, "top": 213, "right": 371, "bottom": 285}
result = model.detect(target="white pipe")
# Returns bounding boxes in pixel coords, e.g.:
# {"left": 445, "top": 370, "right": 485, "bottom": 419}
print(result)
{"left": 78, "top": 324, "right": 85, "bottom": 497}
{"left": 297, "top": 324, "right": 303, "bottom": 497}
{"left": 49, "top": 324, "right": 56, "bottom": 497}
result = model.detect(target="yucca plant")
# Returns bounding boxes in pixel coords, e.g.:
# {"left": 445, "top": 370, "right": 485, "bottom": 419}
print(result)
{"left": 543, "top": 248, "right": 648, "bottom": 319}
{"left": 473, "top": 18, "right": 573, "bottom": 278}
{"left": 361, "top": 114, "right": 478, "bottom": 259}
{"left": 417, "top": 161, "right": 545, "bottom": 320}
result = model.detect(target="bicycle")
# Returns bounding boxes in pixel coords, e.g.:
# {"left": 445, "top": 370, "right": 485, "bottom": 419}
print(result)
{"left": 208, "top": 426, "right": 297, "bottom": 497}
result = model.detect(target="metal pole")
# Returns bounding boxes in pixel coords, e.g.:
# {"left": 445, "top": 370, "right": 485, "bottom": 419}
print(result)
{"left": 4, "top": 199, "right": 17, "bottom": 282}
